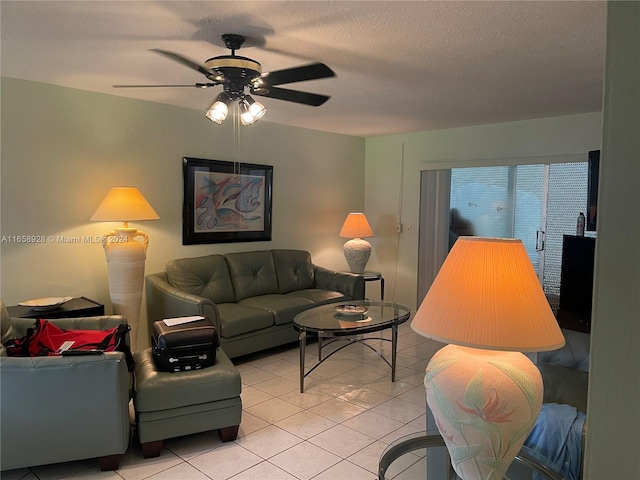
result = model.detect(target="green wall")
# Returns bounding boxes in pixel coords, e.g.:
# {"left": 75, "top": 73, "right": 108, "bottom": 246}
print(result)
{"left": 363, "top": 112, "right": 602, "bottom": 311}
{"left": 584, "top": 2, "right": 640, "bottom": 478}
{"left": 0, "top": 78, "right": 365, "bottom": 347}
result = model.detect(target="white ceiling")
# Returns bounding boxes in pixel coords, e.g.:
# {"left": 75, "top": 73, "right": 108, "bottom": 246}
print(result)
{"left": 1, "top": 1, "right": 606, "bottom": 137}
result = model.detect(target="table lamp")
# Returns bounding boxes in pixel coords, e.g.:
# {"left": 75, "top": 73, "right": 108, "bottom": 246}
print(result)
{"left": 339, "top": 213, "right": 374, "bottom": 274}
{"left": 91, "top": 187, "right": 159, "bottom": 351}
{"left": 411, "top": 237, "right": 565, "bottom": 480}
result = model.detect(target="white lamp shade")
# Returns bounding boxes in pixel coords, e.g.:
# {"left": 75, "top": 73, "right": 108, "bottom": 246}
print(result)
{"left": 240, "top": 97, "right": 267, "bottom": 126}
{"left": 91, "top": 187, "right": 159, "bottom": 223}
{"left": 246, "top": 96, "right": 267, "bottom": 121}
{"left": 205, "top": 92, "right": 231, "bottom": 124}
{"left": 339, "top": 213, "right": 374, "bottom": 238}
{"left": 240, "top": 106, "right": 257, "bottom": 125}
{"left": 412, "top": 237, "right": 564, "bottom": 352}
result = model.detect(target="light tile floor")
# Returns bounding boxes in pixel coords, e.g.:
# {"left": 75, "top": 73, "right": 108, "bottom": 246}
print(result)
{"left": 2, "top": 322, "right": 445, "bottom": 480}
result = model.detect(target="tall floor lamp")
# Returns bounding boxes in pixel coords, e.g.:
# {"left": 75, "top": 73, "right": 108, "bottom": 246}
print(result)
{"left": 412, "top": 237, "right": 565, "bottom": 480}
{"left": 91, "top": 187, "right": 159, "bottom": 351}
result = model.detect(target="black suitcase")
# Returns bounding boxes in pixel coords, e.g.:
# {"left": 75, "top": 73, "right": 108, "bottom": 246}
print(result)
{"left": 151, "top": 316, "right": 219, "bottom": 372}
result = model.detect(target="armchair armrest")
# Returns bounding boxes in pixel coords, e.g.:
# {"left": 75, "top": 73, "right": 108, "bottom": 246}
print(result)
{"left": 145, "top": 273, "right": 220, "bottom": 332}
{"left": 314, "top": 266, "right": 365, "bottom": 300}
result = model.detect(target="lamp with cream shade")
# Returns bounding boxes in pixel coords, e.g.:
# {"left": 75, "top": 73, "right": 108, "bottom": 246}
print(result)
{"left": 412, "top": 237, "right": 565, "bottom": 480}
{"left": 91, "top": 187, "right": 159, "bottom": 351}
{"left": 339, "top": 213, "right": 374, "bottom": 274}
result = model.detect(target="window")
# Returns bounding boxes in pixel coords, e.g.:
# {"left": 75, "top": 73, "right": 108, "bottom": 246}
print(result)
{"left": 448, "top": 162, "right": 592, "bottom": 299}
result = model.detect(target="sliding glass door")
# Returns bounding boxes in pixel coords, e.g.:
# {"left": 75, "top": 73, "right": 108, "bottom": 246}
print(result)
{"left": 420, "top": 160, "right": 591, "bottom": 304}
{"left": 449, "top": 164, "right": 546, "bottom": 274}
{"left": 540, "top": 162, "right": 591, "bottom": 299}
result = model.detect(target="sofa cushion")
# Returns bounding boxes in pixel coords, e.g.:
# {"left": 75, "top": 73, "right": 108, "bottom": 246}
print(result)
{"left": 272, "top": 249, "right": 315, "bottom": 294}
{"left": 239, "top": 295, "right": 314, "bottom": 326}
{"left": 285, "top": 289, "right": 347, "bottom": 305}
{"left": 216, "top": 303, "right": 274, "bottom": 338}
{"left": 226, "top": 251, "right": 278, "bottom": 301}
{"left": 166, "top": 255, "right": 235, "bottom": 304}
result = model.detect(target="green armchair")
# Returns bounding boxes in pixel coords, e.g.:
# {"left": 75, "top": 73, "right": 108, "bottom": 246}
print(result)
{"left": 0, "top": 300, "right": 132, "bottom": 471}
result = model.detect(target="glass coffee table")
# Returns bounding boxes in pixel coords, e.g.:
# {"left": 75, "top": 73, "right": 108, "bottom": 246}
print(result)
{"left": 293, "top": 300, "right": 410, "bottom": 393}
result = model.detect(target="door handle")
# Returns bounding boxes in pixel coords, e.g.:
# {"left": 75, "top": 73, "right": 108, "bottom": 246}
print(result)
{"left": 536, "top": 230, "right": 545, "bottom": 252}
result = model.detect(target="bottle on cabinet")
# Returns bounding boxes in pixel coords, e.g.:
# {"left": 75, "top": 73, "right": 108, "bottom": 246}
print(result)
{"left": 576, "top": 212, "right": 585, "bottom": 236}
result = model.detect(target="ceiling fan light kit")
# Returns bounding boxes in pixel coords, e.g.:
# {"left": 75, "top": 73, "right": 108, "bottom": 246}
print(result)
{"left": 241, "top": 95, "right": 267, "bottom": 125}
{"left": 114, "top": 33, "right": 335, "bottom": 126}
{"left": 205, "top": 92, "right": 231, "bottom": 124}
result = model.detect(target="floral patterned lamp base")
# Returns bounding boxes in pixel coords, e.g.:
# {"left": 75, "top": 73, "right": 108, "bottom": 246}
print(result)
{"left": 343, "top": 237, "right": 371, "bottom": 274}
{"left": 425, "top": 344, "right": 543, "bottom": 480}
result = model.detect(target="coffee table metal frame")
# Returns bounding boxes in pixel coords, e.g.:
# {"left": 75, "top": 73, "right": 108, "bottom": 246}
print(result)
{"left": 378, "top": 432, "right": 565, "bottom": 480}
{"left": 293, "top": 300, "right": 410, "bottom": 393}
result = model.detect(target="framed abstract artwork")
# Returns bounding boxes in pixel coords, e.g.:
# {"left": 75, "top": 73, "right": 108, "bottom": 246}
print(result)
{"left": 182, "top": 157, "right": 273, "bottom": 244}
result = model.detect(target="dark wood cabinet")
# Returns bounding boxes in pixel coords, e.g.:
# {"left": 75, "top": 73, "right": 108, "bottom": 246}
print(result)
{"left": 557, "top": 235, "right": 595, "bottom": 333}
{"left": 6, "top": 296, "right": 105, "bottom": 319}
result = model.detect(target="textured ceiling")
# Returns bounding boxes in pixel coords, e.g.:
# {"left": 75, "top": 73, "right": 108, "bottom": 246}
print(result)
{"left": 0, "top": 1, "right": 606, "bottom": 137}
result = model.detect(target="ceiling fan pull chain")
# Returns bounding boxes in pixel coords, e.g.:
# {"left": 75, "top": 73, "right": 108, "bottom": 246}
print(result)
{"left": 234, "top": 102, "right": 240, "bottom": 177}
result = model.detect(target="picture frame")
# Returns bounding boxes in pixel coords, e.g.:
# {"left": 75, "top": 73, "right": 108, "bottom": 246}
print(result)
{"left": 182, "top": 157, "right": 273, "bottom": 245}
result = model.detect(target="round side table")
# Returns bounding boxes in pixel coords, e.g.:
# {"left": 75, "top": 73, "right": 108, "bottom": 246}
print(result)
{"left": 378, "top": 432, "right": 565, "bottom": 480}
{"left": 362, "top": 271, "right": 384, "bottom": 300}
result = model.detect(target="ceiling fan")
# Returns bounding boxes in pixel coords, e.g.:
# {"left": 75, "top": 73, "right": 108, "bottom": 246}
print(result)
{"left": 114, "top": 33, "right": 336, "bottom": 125}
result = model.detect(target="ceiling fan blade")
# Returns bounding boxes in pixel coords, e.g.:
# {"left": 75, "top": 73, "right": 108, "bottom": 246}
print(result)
{"left": 253, "top": 86, "right": 330, "bottom": 106}
{"left": 113, "top": 83, "right": 217, "bottom": 88}
{"left": 150, "top": 49, "right": 212, "bottom": 77}
{"left": 258, "top": 63, "right": 335, "bottom": 86}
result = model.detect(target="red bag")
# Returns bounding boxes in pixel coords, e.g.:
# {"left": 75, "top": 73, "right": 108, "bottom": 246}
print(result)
{"left": 4, "top": 318, "right": 133, "bottom": 369}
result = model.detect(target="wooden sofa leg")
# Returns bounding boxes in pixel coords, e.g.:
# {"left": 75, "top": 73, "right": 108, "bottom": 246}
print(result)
{"left": 141, "top": 440, "right": 164, "bottom": 458}
{"left": 99, "top": 453, "right": 123, "bottom": 471}
{"left": 218, "top": 425, "right": 239, "bottom": 442}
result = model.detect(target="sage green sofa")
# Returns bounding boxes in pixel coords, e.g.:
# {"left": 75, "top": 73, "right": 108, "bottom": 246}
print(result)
{"left": 145, "top": 249, "right": 365, "bottom": 358}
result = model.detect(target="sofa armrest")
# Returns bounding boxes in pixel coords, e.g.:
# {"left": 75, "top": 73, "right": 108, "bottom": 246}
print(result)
{"left": 539, "top": 364, "right": 589, "bottom": 414}
{"left": 537, "top": 328, "right": 590, "bottom": 415}
{"left": 145, "top": 273, "right": 220, "bottom": 332}
{"left": 537, "top": 328, "right": 590, "bottom": 372}
{"left": 313, "top": 266, "right": 365, "bottom": 300}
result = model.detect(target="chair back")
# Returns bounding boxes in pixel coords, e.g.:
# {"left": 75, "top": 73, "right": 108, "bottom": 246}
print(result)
{"left": 0, "top": 300, "right": 18, "bottom": 354}
{"left": 537, "top": 328, "right": 590, "bottom": 413}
